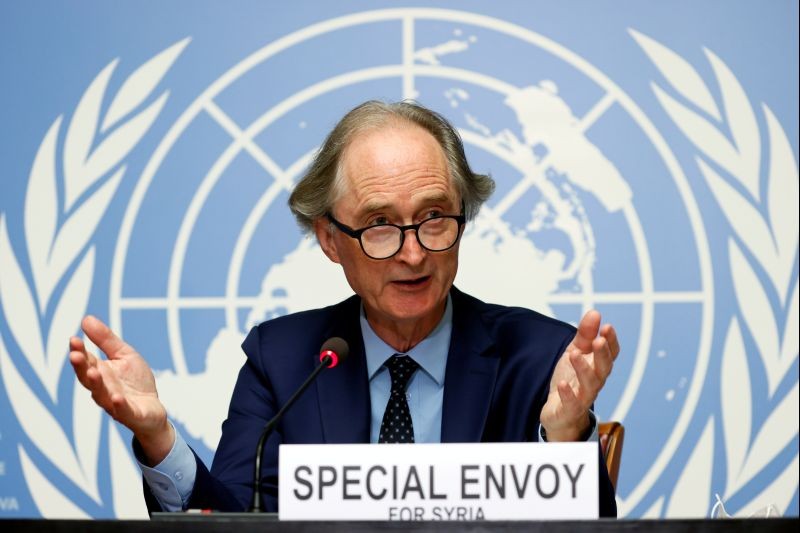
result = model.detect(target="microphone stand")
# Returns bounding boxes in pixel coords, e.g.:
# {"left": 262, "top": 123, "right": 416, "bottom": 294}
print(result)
{"left": 249, "top": 354, "right": 334, "bottom": 512}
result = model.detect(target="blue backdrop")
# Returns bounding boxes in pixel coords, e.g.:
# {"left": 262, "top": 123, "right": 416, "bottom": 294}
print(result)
{"left": 1, "top": 0, "right": 797, "bottom": 519}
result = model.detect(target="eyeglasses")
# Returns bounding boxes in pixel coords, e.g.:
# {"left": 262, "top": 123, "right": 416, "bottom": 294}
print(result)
{"left": 326, "top": 210, "right": 466, "bottom": 260}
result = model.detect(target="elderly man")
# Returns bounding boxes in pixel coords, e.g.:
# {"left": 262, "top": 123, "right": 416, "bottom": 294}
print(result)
{"left": 70, "top": 101, "right": 620, "bottom": 516}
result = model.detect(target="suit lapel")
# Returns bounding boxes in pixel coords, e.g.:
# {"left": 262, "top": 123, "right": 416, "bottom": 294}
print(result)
{"left": 441, "top": 287, "right": 499, "bottom": 442}
{"left": 314, "top": 296, "right": 371, "bottom": 443}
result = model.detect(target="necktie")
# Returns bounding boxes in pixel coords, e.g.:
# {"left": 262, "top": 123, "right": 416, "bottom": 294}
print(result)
{"left": 378, "top": 354, "right": 419, "bottom": 443}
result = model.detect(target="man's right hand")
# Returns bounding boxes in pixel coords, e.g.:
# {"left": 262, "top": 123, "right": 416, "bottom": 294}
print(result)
{"left": 69, "top": 315, "right": 174, "bottom": 466}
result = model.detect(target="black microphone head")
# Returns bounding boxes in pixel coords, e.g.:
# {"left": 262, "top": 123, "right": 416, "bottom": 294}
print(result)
{"left": 319, "top": 337, "right": 349, "bottom": 368}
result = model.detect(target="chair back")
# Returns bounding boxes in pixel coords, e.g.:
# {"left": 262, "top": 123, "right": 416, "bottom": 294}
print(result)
{"left": 598, "top": 421, "right": 625, "bottom": 489}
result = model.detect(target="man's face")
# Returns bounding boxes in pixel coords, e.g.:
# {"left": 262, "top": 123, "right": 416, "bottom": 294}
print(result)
{"left": 315, "top": 122, "right": 461, "bottom": 334}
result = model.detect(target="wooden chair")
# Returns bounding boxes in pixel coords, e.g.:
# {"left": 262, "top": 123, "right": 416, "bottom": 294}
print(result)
{"left": 599, "top": 421, "right": 625, "bottom": 490}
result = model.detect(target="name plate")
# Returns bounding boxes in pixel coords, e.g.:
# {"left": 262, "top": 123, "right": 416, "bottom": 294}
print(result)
{"left": 278, "top": 442, "right": 598, "bottom": 521}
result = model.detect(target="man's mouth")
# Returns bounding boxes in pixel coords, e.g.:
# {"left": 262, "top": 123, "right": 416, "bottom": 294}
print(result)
{"left": 393, "top": 275, "right": 431, "bottom": 286}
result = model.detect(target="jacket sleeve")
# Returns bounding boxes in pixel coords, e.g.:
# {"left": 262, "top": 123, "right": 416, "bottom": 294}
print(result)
{"left": 142, "top": 325, "right": 282, "bottom": 512}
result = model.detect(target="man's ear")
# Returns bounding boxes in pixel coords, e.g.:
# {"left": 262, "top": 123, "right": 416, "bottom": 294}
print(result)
{"left": 314, "top": 218, "right": 341, "bottom": 264}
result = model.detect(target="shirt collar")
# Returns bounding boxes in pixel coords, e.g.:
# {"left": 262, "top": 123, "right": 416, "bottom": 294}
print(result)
{"left": 361, "top": 294, "right": 452, "bottom": 386}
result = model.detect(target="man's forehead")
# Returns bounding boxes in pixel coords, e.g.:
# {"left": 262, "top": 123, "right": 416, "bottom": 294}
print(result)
{"left": 358, "top": 187, "right": 454, "bottom": 212}
{"left": 340, "top": 165, "right": 457, "bottom": 203}
{"left": 331, "top": 122, "right": 461, "bottom": 215}
{"left": 345, "top": 121, "right": 439, "bottom": 157}
{"left": 340, "top": 124, "right": 449, "bottom": 178}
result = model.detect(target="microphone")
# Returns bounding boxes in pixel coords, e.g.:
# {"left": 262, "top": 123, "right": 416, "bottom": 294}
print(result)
{"left": 318, "top": 336, "right": 348, "bottom": 369}
{"left": 249, "top": 337, "right": 350, "bottom": 512}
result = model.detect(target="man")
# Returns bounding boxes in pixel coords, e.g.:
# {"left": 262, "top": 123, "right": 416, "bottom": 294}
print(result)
{"left": 70, "top": 101, "right": 620, "bottom": 516}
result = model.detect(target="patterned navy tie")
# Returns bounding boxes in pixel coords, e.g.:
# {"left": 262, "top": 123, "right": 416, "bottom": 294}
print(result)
{"left": 378, "top": 354, "right": 419, "bottom": 443}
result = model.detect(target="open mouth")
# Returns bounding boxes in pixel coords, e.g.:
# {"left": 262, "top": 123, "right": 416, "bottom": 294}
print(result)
{"left": 393, "top": 275, "right": 431, "bottom": 286}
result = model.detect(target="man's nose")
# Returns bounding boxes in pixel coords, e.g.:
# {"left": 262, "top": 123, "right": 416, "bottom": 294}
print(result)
{"left": 394, "top": 229, "right": 426, "bottom": 265}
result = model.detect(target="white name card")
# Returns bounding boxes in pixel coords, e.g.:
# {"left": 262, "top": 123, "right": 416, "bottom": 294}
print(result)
{"left": 278, "top": 442, "right": 598, "bottom": 521}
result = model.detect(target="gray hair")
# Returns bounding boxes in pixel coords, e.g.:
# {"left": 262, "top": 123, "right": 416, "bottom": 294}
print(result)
{"left": 288, "top": 100, "right": 495, "bottom": 232}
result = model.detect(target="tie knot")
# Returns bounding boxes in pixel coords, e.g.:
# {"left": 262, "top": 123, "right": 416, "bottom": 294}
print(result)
{"left": 384, "top": 354, "right": 419, "bottom": 392}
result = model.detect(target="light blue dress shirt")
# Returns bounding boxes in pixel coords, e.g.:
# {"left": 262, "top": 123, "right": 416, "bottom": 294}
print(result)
{"left": 137, "top": 424, "right": 196, "bottom": 511}
{"left": 362, "top": 295, "right": 452, "bottom": 444}
{"left": 138, "top": 294, "right": 595, "bottom": 511}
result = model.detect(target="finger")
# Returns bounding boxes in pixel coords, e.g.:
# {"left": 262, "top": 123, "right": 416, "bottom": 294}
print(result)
{"left": 570, "top": 352, "right": 601, "bottom": 404}
{"left": 69, "top": 335, "right": 85, "bottom": 352}
{"left": 69, "top": 337, "right": 87, "bottom": 366}
{"left": 81, "top": 316, "right": 131, "bottom": 360}
{"left": 69, "top": 335, "right": 98, "bottom": 363}
{"left": 600, "top": 324, "right": 620, "bottom": 360}
{"left": 70, "top": 354, "right": 93, "bottom": 390}
{"left": 556, "top": 380, "right": 582, "bottom": 417}
{"left": 69, "top": 336, "right": 98, "bottom": 386}
{"left": 592, "top": 336, "right": 613, "bottom": 381}
{"left": 572, "top": 310, "right": 601, "bottom": 352}
{"left": 70, "top": 350, "right": 91, "bottom": 383}
{"left": 86, "top": 363, "right": 119, "bottom": 413}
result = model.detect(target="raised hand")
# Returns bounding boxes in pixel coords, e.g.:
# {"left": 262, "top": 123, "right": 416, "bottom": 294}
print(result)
{"left": 69, "top": 315, "right": 173, "bottom": 465}
{"left": 540, "top": 310, "right": 620, "bottom": 442}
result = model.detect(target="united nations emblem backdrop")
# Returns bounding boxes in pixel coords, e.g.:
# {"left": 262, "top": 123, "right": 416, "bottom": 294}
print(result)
{"left": 1, "top": 0, "right": 797, "bottom": 519}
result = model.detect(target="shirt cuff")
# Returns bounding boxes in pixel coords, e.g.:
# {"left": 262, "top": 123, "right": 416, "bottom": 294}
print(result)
{"left": 538, "top": 410, "right": 598, "bottom": 442}
{"left": 133, "top": 422, "right": 197, "bottom": 511}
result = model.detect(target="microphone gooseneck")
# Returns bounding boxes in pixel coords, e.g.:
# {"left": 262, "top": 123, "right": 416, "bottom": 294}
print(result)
{"left": 249, "top": 337, "right": 350, "bottom": 512}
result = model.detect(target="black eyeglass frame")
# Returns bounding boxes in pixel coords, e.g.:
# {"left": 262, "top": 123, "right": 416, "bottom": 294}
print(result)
{"left": 326, "top": 206, "right": 466, "bottom": 260}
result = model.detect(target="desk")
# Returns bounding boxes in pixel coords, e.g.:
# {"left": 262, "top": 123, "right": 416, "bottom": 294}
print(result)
{"left": 1, "top": 517, "right": 797, "bottom": 532}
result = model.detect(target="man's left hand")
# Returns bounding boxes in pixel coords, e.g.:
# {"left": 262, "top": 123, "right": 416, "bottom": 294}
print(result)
{"left": 540, "top": 310, "right": 620, "bottom": 441}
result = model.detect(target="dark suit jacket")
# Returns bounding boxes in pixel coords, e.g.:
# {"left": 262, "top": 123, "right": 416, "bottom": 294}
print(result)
{"left": 144, "top": 287, "right": 616, "bottom": 516}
